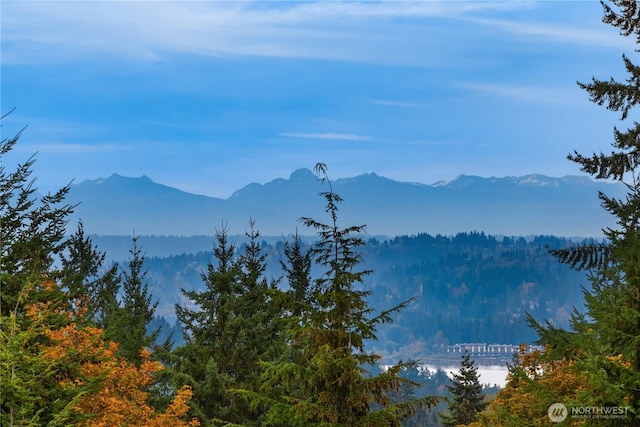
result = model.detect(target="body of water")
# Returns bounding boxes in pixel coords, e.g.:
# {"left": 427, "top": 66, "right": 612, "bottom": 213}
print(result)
{"left": 424, "top": 364, "right": 509, "bottom": 388}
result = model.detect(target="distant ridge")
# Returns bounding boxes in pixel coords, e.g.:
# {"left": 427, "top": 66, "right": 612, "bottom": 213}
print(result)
{"left": 67, "top": 170, "right": 625, "bottom": 237}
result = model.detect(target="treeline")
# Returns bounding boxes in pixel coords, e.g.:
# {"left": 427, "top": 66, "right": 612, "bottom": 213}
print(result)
{"left": 128, "top": 231, "right": 587, "bottom": 360}
{"left": 365, "top": 233, "right": 588, "bottom": 358}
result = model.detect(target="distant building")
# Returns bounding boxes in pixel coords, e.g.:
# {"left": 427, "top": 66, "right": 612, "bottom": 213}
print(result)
{"left": 445, "top": 343, "right": 541, "bottom": 355}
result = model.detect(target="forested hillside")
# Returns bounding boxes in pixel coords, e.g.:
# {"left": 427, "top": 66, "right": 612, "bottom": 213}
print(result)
{"left": 105, "top": 231, "right": 589, "bottom": 361}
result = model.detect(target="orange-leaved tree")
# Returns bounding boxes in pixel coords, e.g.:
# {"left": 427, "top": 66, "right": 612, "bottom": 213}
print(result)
{"left": 1, "top": 123, "right": 198, "bottom": 426}
{"left": 8, "top": 280, "right": 200, "bottom": 427}
{"left": 468, "top": 345, "right": 592, "bottom": 427}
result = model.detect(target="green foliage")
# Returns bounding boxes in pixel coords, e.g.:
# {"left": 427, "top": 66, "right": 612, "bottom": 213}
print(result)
{"left": 1, "top": 125, "right": 197, "bottom": 426}
{"left": 60, "top": 220, "right": 120, "bottom": 328}
{"left": 173, "top": 222, "right": 284, "bottom": 426}
{"left": 524, "top": 1, "right": 640, "bottom": 424}
{"left": 0, "top": 125, "right": 101, "bottom": 426}
{"left": 383, "top": 363, "right": 450, "bottom": 427}
{"left": 237, "top": 163, "right": 440, "bottom": 426}
{"left": 172, "top": 225, "right": 243, "bottom": 424}
{"left": 60, "top": 221, "right": 105, "bottom": 301}
{"left": 279, "top": 231, "right": 314, "bottom": 317}
{"left": 105, "top": 236, "right": 158, "bottom": 367}
{"left": 439, "top": 352, "right": 486, "bottom": 427}
{"left": 0, "top": 123, "right": 74, "bottom": 316}
{"left": 128, "top": 231, "right": 586, "bottom": 351}
{"left": 0, "top": 281, "right": 99, "bottom": 427}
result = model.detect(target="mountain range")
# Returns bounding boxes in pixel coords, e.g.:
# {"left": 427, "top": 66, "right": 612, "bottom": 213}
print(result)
{"left": 66, "top": 169, "right": 625, "bottom": 237}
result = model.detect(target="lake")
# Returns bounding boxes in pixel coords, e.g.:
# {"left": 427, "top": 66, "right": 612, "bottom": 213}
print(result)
{"left": 424, "top": 364, "right": 509, "bottom": 388}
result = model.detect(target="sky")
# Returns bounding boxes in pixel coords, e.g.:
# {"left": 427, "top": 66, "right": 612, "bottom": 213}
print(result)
{"left": 1, "top": 0, "right": 637, "bottom": 198}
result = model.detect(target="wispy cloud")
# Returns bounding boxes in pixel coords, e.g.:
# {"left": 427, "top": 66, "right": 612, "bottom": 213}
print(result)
{"left": 280, "top": 132, "right": 377, "bottom": 142}
{"left": 465, "top": 15, "right": 634, "bottom": 50}
{"left": 461, "top": 82, "right": 582, "bottom": 106}
{"left": 0, "top": 1, "right": 537, "bottom": 66}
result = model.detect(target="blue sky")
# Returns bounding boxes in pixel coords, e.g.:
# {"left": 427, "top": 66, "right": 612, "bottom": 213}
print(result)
{"left": 1, "top": 1, "right": 635, "bottom": 198}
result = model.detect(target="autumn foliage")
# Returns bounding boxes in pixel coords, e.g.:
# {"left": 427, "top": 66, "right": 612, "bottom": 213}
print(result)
{"left": 468, "top": 345, "right": 592, "bottom": 426}
{"left": 25, "top": 281, "right": 199, "bottom": 427}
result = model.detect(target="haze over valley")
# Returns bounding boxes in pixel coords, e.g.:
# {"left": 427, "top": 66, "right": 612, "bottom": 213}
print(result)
{"left": 67, "top": 169, "right": 624, "bottom": 238}
{"left": 67, "top": 168, "right": 602, "bottom": 368}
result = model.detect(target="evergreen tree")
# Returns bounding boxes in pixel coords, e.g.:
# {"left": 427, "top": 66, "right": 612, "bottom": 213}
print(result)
{"left": 238, "top": 163, "right": 439, "bottom": 426}
{"left": 60, "top": 221, "right": 104, "bottom": 300}
{"left": 279, "top": 231, "right": 314, "bottom": 317}
{"left": 107, "top": 235, "right": 159, "bottom": 366}
{"left": 60, "top": 220, "right": 120, "bottom": 327}
{"left": 234, "top": 221, "right": 284, "bottom": 381}
{"left": 0, "top": 122, "right": 83, "bottom": 425}
{"left": 174, "top": 222, "right": 284, "bottom": 426}
{"left": 276, "top": 231, "right": 315, "bottom": 370}
{"left": 526, "top": 0, "right": 640, "bottom": 422}
{"left": 225, "top": 220, "right": 284, "bottom": 425}
{"left": 385, "top": 362, "right": 446, "bottom": 427}
{"left": 440, "top": 352, "right": 486, "bottom": 427}
{"left": 0, "top": 120, "right": 74, "bottom": 316}
{"left": 91, "top": 261, "right": 120, "bottom": 330}
{"left": 173, "top": 225, "right": 240, "bottom": 424}
{"left": 1, "top": 123, "right": 197, "bottom": 425}
{"left": 176, "top": 224, "right": 240, "bottom": 349}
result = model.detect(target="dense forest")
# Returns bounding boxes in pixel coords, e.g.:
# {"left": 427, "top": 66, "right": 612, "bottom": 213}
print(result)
{"left": 102, "top": 231, "right": 589, "bottom": 360}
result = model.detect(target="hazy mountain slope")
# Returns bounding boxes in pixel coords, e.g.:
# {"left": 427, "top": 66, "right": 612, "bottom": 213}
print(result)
{"left": 67, "top": 170, "right": 625, "bottom": 236}
{"left": 68, "top": 174, "right": 228, "bottom": 235}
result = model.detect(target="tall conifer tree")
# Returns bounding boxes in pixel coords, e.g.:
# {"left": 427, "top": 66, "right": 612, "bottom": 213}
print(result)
{"left": 527, "top": 0, "right": 640, "bottom": 421}
{"left": 440, "top": 351, "right": 486, "bottom": 427}
{"left": 106, "top": 236, "right": 159, "bottom": 367}
{"left": 174, "top": 223, "right": 284, "bottom": 426}
{"left": 60, "top": 220, "right": 120, "bottom": 327}
{"left": 279, "top": 231, "right": 314, "bottom": 325}
{"left": 238, "top": 163, "right": 439, "bottom": 426}
{"left": 1, "top": 121, "right": 82, "bottom": 424}
{"left": 0, "top": 121, "right": 74, "bottom": 316}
